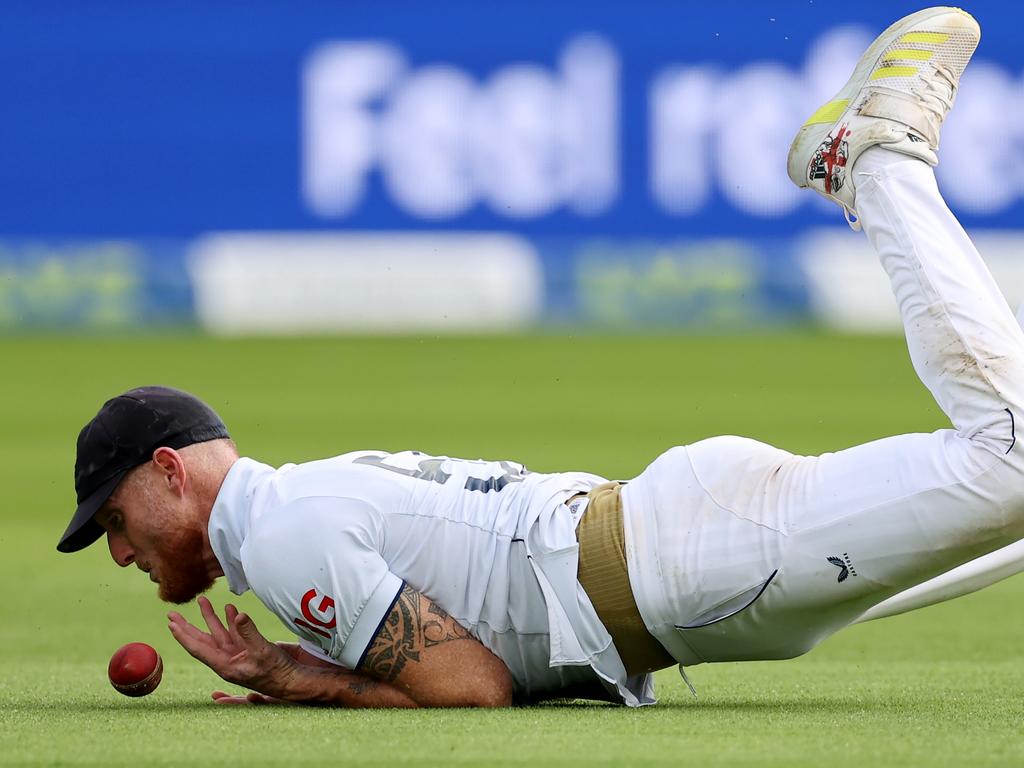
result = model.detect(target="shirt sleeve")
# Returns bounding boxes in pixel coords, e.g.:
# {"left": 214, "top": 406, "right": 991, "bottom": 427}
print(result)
{"left": 241, "top": 495, "right": 404, "bottom": 669}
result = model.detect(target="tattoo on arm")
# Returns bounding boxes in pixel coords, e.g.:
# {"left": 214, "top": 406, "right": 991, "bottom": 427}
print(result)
{"left": 359, "top": 585, "right": 472, "bottom": 682}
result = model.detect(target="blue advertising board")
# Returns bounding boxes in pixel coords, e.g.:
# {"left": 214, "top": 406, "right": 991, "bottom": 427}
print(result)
{"left": 3, "top": 0, "right": 1022, "bottom": 238}
{"left": 2, "top": 1, "right": 1022, "bottom": 331}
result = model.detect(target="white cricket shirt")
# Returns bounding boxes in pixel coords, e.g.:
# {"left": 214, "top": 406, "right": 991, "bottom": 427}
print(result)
{"left": 208, "top": 452, "right": 656, "bottom": 706}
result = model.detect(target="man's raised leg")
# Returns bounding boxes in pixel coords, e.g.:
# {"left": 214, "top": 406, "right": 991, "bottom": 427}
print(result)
{"left": 736, "top": 5, "right": 1024, "bottom": 652}
{"left": 627, "top": 7, "right": 1024, "bottom": 665}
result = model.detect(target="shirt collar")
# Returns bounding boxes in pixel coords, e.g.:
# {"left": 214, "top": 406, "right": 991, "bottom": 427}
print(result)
{"left": 208, "top": 457, "right": 275, "bottom": 595}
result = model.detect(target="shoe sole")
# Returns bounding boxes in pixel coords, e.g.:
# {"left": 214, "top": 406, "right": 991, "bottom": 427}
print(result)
{"left": 787, "top": 6, "right": 979, "bottom": 190}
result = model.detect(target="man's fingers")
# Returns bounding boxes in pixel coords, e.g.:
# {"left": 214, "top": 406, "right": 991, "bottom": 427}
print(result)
{"left": 211, "top": 690, "right": 280, "bottom": 706}
{"left": 231, "top": 611, "right": 263, "bottom": 647}
{"left": 167, "top": 611, "right": 190, "bottom": 628}
{"left": 173, "top": 607, "right": 290, "bottom": 696}
{"left": 225, "top": 605, "right": 245, "bottom": 643}
{"left": 208, "top": 696, "right": 246, "bottom": 708}
{"left": 168, "top": 616, "right": 224, "bottom": 667}
{"left": 197, "top": 596, "right": 231, "bottom": 646}
{"left": 246, "top": 692, "right": 277, "bottom": 705}
{"left": 167, "top": 612, "right": 216, "bottom": 648}
{"left": 167, "top": 619, "right": 207, "bottom": 661}
{"left": 168, "top": 611, "right": 210, "bottom": 638}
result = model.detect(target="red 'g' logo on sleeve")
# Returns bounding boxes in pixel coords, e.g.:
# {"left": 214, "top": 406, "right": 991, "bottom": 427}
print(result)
{"left": 293, "top": 588, "right": 336, "bottom": 639}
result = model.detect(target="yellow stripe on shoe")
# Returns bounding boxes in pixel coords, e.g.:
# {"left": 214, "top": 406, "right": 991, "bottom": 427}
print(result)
{"left": 871, "top": 65, "right": 919, "bottom": 80}
{"left": 802, "top": 99, "right": 849, "bottom": 127}
{"left": 899, "top": 31, "right": 950, "bottom": 44}
{"left": 883, "top": 48, "right": 934, "bottom": 61}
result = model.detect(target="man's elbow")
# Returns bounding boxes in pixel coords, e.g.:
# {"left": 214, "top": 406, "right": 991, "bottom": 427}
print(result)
{"left": 461, "top": 653, "right": 513, "bottom": 707}
{"left": 470, "top": 667, "right": 513, "bottom": 708}
{"left": 417, "top": 639, "right": 515, "bottom": 707}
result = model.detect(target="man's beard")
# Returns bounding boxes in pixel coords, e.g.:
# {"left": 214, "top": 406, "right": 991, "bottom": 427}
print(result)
{"left": 156, "top": 523, "right": 216, "bottom": 604}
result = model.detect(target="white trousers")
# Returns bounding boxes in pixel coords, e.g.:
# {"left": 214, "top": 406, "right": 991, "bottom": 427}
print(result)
{"left": 623, "top": 148, "right": 1024, "bottom": 665}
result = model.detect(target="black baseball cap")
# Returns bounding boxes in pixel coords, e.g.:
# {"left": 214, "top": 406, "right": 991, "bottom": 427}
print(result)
{"left": 57, "top": 386, "right": 230, "bottom": 553}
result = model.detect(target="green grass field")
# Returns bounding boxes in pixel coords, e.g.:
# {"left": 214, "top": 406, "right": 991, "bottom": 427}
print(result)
{"left": 2, "top": 333, "right": 1023, "bottom": 767}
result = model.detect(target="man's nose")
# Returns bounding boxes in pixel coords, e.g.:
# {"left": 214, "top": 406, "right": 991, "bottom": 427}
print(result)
{"left": 107, "top": 532, "right": 135, "bottom": 567}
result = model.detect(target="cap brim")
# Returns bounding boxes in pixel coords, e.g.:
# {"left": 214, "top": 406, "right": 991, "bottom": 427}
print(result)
{"left": 56, "top": 472, "right": 127, "bottom": 553}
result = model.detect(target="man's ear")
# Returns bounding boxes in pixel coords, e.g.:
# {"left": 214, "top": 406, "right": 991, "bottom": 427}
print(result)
{"left": 151, "top": 447, "right": 187, "bottom": 497}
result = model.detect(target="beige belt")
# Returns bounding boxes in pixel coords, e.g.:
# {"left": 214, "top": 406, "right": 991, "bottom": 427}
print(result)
{"left": 575, "top": 482, "right": 675, "bottom": 676}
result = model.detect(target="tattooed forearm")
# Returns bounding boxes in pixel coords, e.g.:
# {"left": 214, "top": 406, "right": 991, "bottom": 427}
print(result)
{"left": 359, "top": 585, "right": 472, "bottom": 683}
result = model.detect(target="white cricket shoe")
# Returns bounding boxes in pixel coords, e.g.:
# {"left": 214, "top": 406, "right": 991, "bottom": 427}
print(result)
{"left": 787, "top": 6, "right": 980, "bottom": 228}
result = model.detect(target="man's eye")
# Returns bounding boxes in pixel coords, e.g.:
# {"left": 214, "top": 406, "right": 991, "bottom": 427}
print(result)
{"left": 109, "top": 515, "right": 123, "bottom": 531}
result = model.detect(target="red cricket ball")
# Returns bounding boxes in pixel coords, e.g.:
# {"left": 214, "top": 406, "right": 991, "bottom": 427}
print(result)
{"left": 108, "top": 642, "right": 163, "bottom": 697}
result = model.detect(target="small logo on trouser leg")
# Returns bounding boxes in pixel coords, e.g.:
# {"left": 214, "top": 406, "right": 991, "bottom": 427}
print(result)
{"left": 827, "top": 553, "right": 858, "bottom": 583}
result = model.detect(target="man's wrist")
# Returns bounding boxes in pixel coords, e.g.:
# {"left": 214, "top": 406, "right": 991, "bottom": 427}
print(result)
{"left": 274, "top": 659, "right": 319, "bottom": 702}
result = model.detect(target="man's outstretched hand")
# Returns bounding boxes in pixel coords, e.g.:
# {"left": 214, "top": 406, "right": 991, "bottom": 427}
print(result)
{"left": 167, "top": 596, "right": 297, "bottom": 701}
{"left": 168, "top": 590, "right": 505, "bottom": 708}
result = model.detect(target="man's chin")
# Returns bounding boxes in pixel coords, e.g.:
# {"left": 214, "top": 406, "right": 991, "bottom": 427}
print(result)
{"left": 158, "top": 575, "right": 215, "bottom": 605}
{"left": 151, "top": 523, "right": 216, "bottom": 604}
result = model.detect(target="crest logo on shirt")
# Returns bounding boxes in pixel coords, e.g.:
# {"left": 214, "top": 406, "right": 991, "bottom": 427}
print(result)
{"left": 293, "top": 587, "right": 337, "bottom": 639}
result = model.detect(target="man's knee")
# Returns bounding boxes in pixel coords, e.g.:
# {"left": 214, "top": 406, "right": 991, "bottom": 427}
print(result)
{"left": 964, "top": 407, "right": 1024, "bottom": 494}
